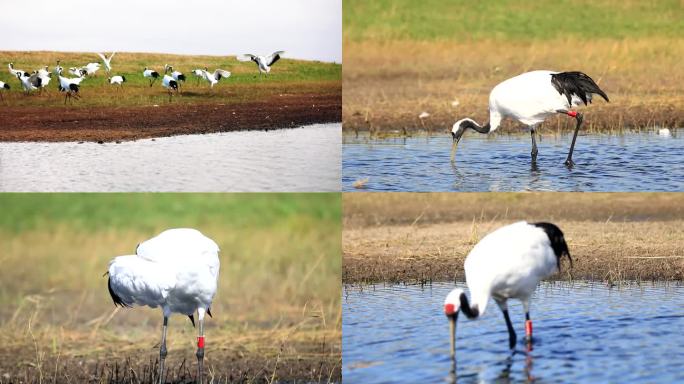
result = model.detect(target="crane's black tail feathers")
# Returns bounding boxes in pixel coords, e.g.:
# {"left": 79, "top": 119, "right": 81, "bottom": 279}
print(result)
{"left": 188, "top": 314, "right": 195, "bottom": 327}
{"left": 207, "top": 308, "right": 213, "bottom": 318}
{"left": 107, "top": 276, "right": 131, "bottom": 308}
{"left": 532, "top": 222, "right": 573, "bottom": 270}
{"left": 551, "top": 71, "right": 609, "bottom": 106}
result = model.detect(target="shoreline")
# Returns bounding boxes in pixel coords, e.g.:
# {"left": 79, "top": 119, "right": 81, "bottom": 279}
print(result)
{"left": 0, "top": 92, "right": 341, "bottom": 142}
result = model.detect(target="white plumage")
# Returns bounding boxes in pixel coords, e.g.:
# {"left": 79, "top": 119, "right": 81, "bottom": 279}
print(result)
{"left": 82, "top": 62, "right": 101, "bottom": 76}
{"left": 0, "top": 80, "right": 9, "bottom": 101}
{"left": 17, "top": 73, "right": 42, "bottom": 94}
{"left": 201, "top": 68, "right": 231, "bottom": 88}
{"left": 237, "top": 50, "right": 284, "bottom": 75}
{"left": 56, "top": 69, "right": 83, "bottom": 104}
{"left": 143, "top": 67, "right": 160, "bottom": 87}
{"left": 107, "top": 228, "right": 220, "bottom": 384}
{"left": 191, "top": 68, "right": 204, "bottom": 85}
{"left": 443, "top": 221, "right": 571, "bottom": 355}
{"left": 451, "top": 70, "right": 609, "bottom": 167}
{"left": 8, "top": 62, "right": 26, "bottom": 78}
{"left": 97, "top": 52, "right": 116, "bottom": 74}
{"left": 108, "top": 75, "right": 126, "bottom": 89}
{"left": 161, "top": 74, "right": 179, "bottom": 101}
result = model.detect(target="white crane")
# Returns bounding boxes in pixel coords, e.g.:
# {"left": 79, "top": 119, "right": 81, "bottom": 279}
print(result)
{"left": 201, "top": 67, "right": 231, "bottom": 88}
{"left": 143, "top": 67, "right": 160, "bottom": 87}
{"left": 56, "top": 68, "right": 84, "bottom": 104}
{"left": 17, "top": 73, "right": 42, "bottom": 94}
{"left": 237, "top": 50, "right": 285, "bottom": 76}
{"left": 0, "top": 81, "right": 9, "bottom": 101}
{"left": 164, "top": 65, "right": 186, "bottom": 90}
{"left": 108, "top": 75, "right": 126, "bottom": 90}
{"left": 191, "top": 68, "right": 204, "bottom": 85}
{"left": 8, "top": 62, "right": 26, "bottom": 78}
{"left": 69, "top": 67, "right": 87, "bottom": 77}
{"left": 107, "top": 228, "right": 220, "bottom": 384}
{"left": 161, "top": 73, "right": 179, "bottom": 101}
{"left": 54, "top": 60, "right": 64, "bottom": 76}
{"left": 443, "top": 221, "right": 571, "bottom": 357}
{"left": 81, "top": 62, "right": 101, "bottom": 76}
{"left": 450, "top": 70, "right": 609, "bottom": 167}
{"left": 97, "top": 52, "right": 116, "bottom": 74}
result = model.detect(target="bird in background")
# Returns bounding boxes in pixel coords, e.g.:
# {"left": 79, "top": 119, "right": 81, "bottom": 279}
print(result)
{"left": 107, "top": 228, "right": 220, "bottom": 384}
{"left": 237, "top": 50, "right": 285, "bottom": 76}
{"left": 450, "top": 70, "right": 609, "bottom": 167}
{"left": 443, "top": 221, "right": 572, "bottom": 359}
{"left": 0, "top": 80, "right": 10, "bottom": 101}
{"left": 108, "top": 75, "right": 126, "bottom": 90}
{"left": 8, "top": 62, "right": 26, "bottom": 78}
{"left": 97, "top": 52, "right": 116, "bottom": 74}
{"left": 201, "top": 67, "right": 231, "bottom": 88}
{"left": 143, "top": 67, "right": 160, "bottom": 87}
{"left": 164, "top": 64, "right": 186, "bottom": 90}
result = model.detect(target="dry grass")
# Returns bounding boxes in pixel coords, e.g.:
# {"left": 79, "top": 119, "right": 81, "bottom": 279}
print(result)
{"left": 343, "top": 193, "right": 684, "bottom": 284}
{"left": 343, "top": 38, "right": 684, "bottom": 133}
{"left": 0, "top": 51, "right": 340, "bottom": 108}
{"left": 0, "top": 194, "right": 341, "bottom": 383}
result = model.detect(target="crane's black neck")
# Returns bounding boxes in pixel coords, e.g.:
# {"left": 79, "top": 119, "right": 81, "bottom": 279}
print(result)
{"left": 462, "top": 120, "right": 491, "bottom": 134}
{"left": 459, "top": 292, "right": 480, "bottom": 319}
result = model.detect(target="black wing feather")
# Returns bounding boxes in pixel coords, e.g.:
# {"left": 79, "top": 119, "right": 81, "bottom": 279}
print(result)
{"left": 551, "top": 71, "right": 609, "bottom": 106}
{"left": 108, "top": 276, "right": 131, "bottom": 307}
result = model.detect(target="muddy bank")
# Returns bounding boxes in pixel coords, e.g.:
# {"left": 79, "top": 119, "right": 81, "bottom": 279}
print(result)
{"left": 0, "top": 92, "right": 341, "bottom": 142}
{"left": 0, "top": 343, "right": 340, "bottom": 383}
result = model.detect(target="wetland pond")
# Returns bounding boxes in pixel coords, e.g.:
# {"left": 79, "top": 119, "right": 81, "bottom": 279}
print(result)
{"left": 343, "top": 129, "right": 683, "bottom": 191}
{"left": 0, "top": 123, "right": 340, "bottom": 192}
{"left": 343, "top": 282, "right": 684, "bottom": 384}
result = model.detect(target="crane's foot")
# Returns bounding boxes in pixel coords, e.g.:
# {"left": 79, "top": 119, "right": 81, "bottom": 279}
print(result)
{"left": 564, "top": 158, "right": 575, "bottom": 168}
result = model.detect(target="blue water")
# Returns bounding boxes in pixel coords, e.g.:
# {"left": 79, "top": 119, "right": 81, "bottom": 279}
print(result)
{"left": 343, "top": 282, "right": 684, "bottom": 384}
{"left": 342, "top": 129, "right": 684, "bottom": 191}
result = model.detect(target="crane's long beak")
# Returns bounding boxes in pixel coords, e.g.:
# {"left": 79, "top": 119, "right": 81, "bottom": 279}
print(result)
{"left": 448, "top": 312, "right": 458, "bottom": 360}
{"left": 450, "top": 132, "right": 462, "bottom": 162}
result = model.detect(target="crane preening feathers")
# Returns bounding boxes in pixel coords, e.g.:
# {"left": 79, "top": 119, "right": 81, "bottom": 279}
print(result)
{"left": 106, "top": 228, "right": 220, "bottom": 384}
{"left": 450, "top": 70, "right": 609, "bottom": 167}
{"left": 443, "top": 221, "right": 571, "bottom": 358}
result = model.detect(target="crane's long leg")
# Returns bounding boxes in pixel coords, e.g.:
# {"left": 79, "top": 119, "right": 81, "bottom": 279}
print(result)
{"left": 530, "top": 127, "right": 538, "bottom": 163}
{"left": 502, "top": 309, "right": 517, "bottom": 350}
{"left": 522, "top": 300, "right": 533, "bottom": 347}
{"left": 159, "top": 316, "right": 169, "bottom": 384}
{"left": 557, "top": 110, "right": 584, "bottom": 167}
{"left": 196, "top": 308, "right": 206, "bottom": 384}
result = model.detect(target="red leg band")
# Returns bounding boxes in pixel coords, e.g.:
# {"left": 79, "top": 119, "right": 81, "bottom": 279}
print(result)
{"left": 567, "top": 111, "right": 577, "bottom": 118}
{"left": 197, "top": 336, "right": 205, "bottom": 348}
{"left": 525, "top": 320, "right": 533, "bottom": 336}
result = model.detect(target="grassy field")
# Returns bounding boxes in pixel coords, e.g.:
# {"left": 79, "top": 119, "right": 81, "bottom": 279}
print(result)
{"left": 1, "top": 51, "right": 340, "bottom": 107}
{"left": 343, "top": 0, "right": 684, "bottom": 133}
{"left": 343, "top": 193, "right": 684, "bottom": 284}
{"left": 0, "top": 194, "right": 341, "bottom": 383}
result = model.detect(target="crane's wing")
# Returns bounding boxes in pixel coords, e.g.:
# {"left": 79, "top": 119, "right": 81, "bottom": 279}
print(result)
{"left": 96, "top": 52, "right": 106, "bottom": 61}
{"left": 136, "top": 228, "right": 220, "bottom": 264}
{"left": 108, "top": 255, "right": 176, "bottom": 308}
{"left": 109, "top": 52, "right": 116, "bottom": 60}
{"left": 266, "top": 51, "right": 285, "bottom": 66}
{"left": 237, "top": 54, "right": 256, "bottom": 62}
{"left": 213, "top": 69, "right": 231, "bottom": 80}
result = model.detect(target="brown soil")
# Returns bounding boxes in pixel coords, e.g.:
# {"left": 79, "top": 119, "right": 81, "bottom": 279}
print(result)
{"left": 0, "top": 92, "right": 341, "bottom": 142}
{"left": 0, "top": 341, "right": 340, "bottom": 383}
{"left": 343, "top": 193, "right": 684, "bottom": 284}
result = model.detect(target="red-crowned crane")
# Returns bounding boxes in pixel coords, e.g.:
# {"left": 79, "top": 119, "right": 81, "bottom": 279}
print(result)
{"left": 97, "top": 52, "right": 116, "bottom": 74}
{"left": 450, "top": 70, "right": 609, "bottom": 167}
{"left": 237, "top": 50, "right": 285, "bottom": 76}
{"left": 164, "top": 65, "right": 186, "bottom": 90}
{"left": 56, "top": 68, "right": 84, "bottom": 104}
{"left": 443, "top": 221, "right": 572, "bottom": 358}
{"left": 107, "top": 228, "right": 220, "bottom": 384}
{"left": 201, "top": 68, "right": 231, "bottom": 88}
{"left": 108, "top": 75, "right": 126, "bottom": 90}
{"left": 143, "top": 67, "right": 160, "bottom": 87}
{"left": 161, "top": 73, "right": 179, "bottom": 101}
{"left": 8, "top": 62, "right": 26, "bottom": 78}
{"left": 0, "top": 81, "right": 9, "bottom": 101}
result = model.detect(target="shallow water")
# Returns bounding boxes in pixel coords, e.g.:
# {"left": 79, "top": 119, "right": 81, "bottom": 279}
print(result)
{"left": 343, "top": 282, "right": 684, "bottom": 384}
{"left": 0, "top": 123, "right": 340, "bottom": 192}
{"left": 342, "top": 129, "right": 684, "bottom": 191}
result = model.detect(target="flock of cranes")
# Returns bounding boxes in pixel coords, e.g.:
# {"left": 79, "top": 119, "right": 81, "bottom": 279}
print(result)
{"left": 3, "top": 50, "right": 285, "bottom": 104}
